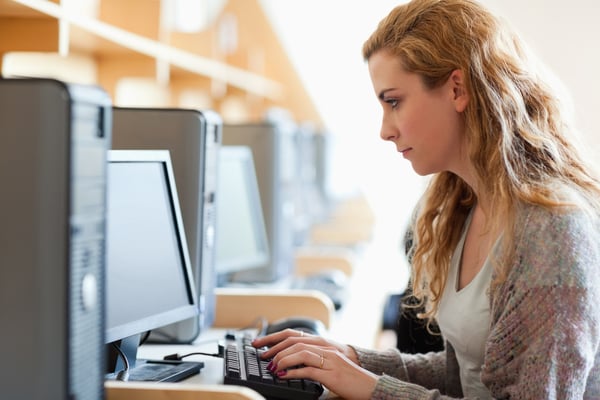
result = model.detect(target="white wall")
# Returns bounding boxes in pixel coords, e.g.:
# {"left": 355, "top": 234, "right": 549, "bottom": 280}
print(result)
{"left": 260, "top": 0, "right": 600, "bottom": 255}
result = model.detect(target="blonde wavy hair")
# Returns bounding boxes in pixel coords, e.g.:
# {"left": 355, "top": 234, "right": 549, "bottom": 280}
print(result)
{"left": 363, "top": 0, "right": 600, "bottom": 320}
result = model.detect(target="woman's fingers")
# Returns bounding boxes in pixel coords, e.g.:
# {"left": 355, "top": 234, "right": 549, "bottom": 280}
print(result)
{"left": 270, "top": 347, "right": 379, "bottom": 400}
{"left": 251, "top": 328, "right": 306, "bottom": 348}
{"left": 254, "top": 330, "right": 330, "bottom": 360}
{"left": 269, "top": 343, "right": 329, "bottom": 372}
{"left": 267, "top": 347, "right": 325, "bottom": 375}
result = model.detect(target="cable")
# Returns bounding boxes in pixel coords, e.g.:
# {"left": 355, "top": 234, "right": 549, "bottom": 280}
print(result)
{"left": 161, "top": 318, "right": 268, "bottom": 362}
{"left": 139, "top": 330, "right": 151, "bottom": 345}
{"left": 111, "top": 342, "right": 130, "bottom": 381}
{"left": 163, "top": 351, "right": 222, "bottom": 361}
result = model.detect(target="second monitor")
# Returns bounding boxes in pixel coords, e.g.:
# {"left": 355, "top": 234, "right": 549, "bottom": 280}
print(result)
{"left": 215, "top": 146, "right": 270, "bottom": 285}
{"left": 221, "top": 119, "right": 297, "bottom": 283}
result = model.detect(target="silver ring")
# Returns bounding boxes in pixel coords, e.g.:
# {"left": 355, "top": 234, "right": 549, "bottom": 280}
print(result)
{"left": 300, "top": 330, "right": 304, "bottom": 337}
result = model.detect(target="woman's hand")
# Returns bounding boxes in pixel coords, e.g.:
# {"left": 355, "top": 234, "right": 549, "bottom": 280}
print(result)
{"left": 252, "top": 328, "right": 358, "bottom": 363}
{"left": 252, "top": 329, "right": 379, "bottom": 400}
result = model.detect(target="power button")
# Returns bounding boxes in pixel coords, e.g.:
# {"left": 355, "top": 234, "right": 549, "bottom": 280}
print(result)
{"left": 81, "top": 273, "right": 98, "bottom": 311}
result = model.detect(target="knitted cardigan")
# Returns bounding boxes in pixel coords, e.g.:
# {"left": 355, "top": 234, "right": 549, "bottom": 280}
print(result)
{"left": 352, "top": 204, "right": 600, "bottom": 399}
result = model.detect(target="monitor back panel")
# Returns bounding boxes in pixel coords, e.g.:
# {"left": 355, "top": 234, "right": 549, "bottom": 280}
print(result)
{"left": 111, "top": 107, "right": 221, "bottom": 342}
{"left": 0, "top": 78, "right": 110, "bottom": 400}
{"left": 222, "top": 122, "right": 296, "bottom": 282}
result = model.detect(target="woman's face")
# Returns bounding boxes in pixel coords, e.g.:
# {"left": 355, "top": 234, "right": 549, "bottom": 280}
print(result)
{"left": 368, "top": 50, "right": 470, "bottom": 178}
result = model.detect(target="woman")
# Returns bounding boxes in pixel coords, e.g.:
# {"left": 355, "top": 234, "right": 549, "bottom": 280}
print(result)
{"left": 252, "top": 0, "right": 600, "bottom": 398}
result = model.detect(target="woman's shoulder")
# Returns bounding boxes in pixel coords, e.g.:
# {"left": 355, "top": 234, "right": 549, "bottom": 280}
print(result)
{"left": 516, "top": 202, "right": 600, "bottom": 238}
{"left": 510, "top": 203, "right": 600, "bottom": 284}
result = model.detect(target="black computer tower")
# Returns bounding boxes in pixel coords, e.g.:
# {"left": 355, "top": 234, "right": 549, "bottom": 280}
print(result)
{"left": 112, "top": 107, "right": 221, "bottom": 343}
{"left": 0, "top": 78, "right": 111, "bottom": 399}
{"left": 222, "top": 119, "right": 297, "bottom": 282}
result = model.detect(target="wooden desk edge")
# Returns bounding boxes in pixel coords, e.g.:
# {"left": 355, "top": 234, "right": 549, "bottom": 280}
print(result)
{"left": 105, "top": 381, "right": 265, "bottom": 400}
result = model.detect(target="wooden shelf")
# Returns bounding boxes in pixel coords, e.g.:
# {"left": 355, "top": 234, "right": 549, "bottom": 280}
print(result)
{"left": 1, "top": 0, "right": 283, "bottom": 99}
{"left": 0, "top": 0, "right": 55, "bottom": 17}
{"left": 0, "top": 0, "right": 324, "bottom": 128}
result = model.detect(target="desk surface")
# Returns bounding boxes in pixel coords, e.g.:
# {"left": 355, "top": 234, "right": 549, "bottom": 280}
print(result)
{"left": 129, "top": 328, "right": 337, "bottom": 399}
{"left": 108, "top": 236, "right": 409, "bottom": 400}
{"left": 137, "top": 329, "right": 228, "bottom": 385}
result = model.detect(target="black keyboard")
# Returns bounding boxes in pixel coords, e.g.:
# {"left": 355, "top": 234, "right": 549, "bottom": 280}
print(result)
{"left": 223, "top": 334, "right": 324, "bottom": 400}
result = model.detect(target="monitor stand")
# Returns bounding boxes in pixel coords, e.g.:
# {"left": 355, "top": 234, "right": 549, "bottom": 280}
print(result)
{"left": 106, "top": 333, "right": 204, "bottom": 382}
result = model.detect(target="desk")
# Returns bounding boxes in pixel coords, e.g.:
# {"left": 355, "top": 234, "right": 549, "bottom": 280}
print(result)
{"left": 137, "top": 329, "right": 230, "bottom": 385}
{"left": 106, "top": 328, "right": 340, "bottom": 399}
{"left": 105, "top": 234, "right": 409, "bottom": 400}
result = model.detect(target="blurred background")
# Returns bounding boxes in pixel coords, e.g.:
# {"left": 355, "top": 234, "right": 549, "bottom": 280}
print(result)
{"left": 1, "top": 0, "right": 599, "bottom": 280}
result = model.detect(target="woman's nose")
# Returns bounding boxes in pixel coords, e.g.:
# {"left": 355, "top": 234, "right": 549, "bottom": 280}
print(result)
{"left": 379, "top": 117, "right": 397, "bottom": 142}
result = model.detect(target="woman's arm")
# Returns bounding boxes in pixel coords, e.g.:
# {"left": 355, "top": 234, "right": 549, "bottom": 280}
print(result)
{"left": 482, "top": 207, "right": 600, "bottom": 398}
{"left": 352, "top": 343, "right": 463, "bottom": 398}
{"left": 254, "top": 329, "right": 464, "bottom": 399}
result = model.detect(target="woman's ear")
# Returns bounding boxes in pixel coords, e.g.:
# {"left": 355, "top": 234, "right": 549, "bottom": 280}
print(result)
{"left": 450, "top": 69, "right": 469, "bottom": 112}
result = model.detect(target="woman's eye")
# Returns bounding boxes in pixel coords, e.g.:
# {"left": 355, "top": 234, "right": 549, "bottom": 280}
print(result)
{"left": 386, "top": 98, "right": 399, "bottom": 109}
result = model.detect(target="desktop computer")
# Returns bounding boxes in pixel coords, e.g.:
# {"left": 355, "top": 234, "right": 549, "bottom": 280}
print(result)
{"left": 0, "top": 78, "right": 111, "bottom": 399}
{"left": 111, "top": 107, "right": 221, "bottom": 343}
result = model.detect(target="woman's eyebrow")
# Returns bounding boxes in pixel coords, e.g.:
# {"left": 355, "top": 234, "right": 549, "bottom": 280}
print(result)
{"left": 378, "top": 88, "right": 394, "bottom": 100}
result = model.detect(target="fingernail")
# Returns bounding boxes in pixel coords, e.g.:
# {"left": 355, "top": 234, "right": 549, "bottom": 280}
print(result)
{"left": 276, "top": 370, "right": 287, "bottom": 377}
{"left": 266, "top": 361, "right": 273, "bottom": 371}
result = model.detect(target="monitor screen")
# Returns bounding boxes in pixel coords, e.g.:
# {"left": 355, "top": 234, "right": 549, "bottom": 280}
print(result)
{"left": 105, "top": 150, "right": 197, "bottom": 342}
{"left": 215, "top": 146, "right": 270, "bottom": 283}
{"left": 105, "top": 150, "right": 200, "bottom": 381}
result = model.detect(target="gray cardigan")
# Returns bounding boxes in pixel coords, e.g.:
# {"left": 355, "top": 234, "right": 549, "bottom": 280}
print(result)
{"left": 352, "top": 204, "right": 600, "bottom": 399}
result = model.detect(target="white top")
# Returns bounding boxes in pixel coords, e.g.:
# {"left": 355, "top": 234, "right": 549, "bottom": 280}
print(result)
{"left": 437, "top": 212, "right": 495, "bottom": 399}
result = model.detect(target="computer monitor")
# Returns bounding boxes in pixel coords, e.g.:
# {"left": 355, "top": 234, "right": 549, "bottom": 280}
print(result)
{"left": 221, "top": 117, "right": 297, "bottom": 283}
{"left": 215, "top": 146, "right": 270, "bottom": 285}
{"left": 104, "top": 149, "right": 202, "bottom": 382}
{"left": 292, "top": 123, "right": 329, "bottom": 244}
{"left": 112, "top": 107, "right": 221, "bottom": 343}
{"left": 313, "top": 129, "right": 336, "bottom": 215}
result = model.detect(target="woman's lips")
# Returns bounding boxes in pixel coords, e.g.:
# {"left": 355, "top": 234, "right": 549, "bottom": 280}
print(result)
{"left": 399, "top": 147, "right": 412, "bottom": 157}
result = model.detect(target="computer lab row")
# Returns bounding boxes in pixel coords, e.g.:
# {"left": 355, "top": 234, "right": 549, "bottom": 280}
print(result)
{"left": 0, "top": 77, "right": 337, "bottom": 400}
